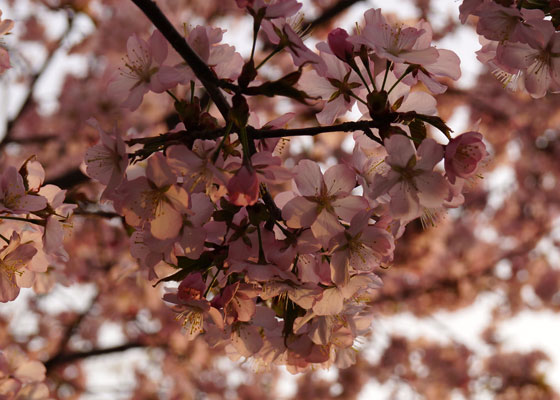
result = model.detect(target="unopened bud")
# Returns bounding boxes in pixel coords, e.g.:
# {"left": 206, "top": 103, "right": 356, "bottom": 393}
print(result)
{"left": 328, "top": 28, "right": 354, "bottom": 62}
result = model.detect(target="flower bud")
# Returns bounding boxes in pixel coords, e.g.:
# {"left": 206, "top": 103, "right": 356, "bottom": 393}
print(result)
{"left": 227, "top": 165, "right": 259, "bottom": 206}
{"left": 328, "top": 28, "right": 354, "bottom": 62}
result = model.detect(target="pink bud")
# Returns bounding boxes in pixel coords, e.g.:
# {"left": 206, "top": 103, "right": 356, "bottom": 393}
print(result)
{"left": 328, "top": 28, "right": 354, "bottom": 62}
{"left": 227, "top": 165, "right": 259, "bottom": 206}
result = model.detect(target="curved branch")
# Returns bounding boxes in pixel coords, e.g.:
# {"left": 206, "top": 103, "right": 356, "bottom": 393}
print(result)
{"left": 130, "top": 0, "right": 231, "bottom": 120}
{"left": 45, "top": 342, "right": 148, "bottom": 370}
{"left": 1, "top": 15, "right": 75, "bottom": 149}
{"left": 126, "top": 118, "right": 391, "bottom": 151}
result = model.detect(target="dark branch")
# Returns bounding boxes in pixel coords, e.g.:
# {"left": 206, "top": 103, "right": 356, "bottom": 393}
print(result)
{"left": 130, "top": 0, "right": 231, "bottom": 119}
{"left": 126, "top": 118, "right": 390, "bottom": 151}
{"left": 45, "top": 342, "right": 147, "bottom": 370}
{"left": 1, "top": 15, "right": 75, "bottom": 149}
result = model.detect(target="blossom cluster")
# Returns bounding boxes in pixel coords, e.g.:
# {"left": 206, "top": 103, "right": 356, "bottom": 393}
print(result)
{"left": 0, "top": 11, "right": 76, "bottom": 304}
{"left": 0, "top": 160, "right": 76, "bottom": 302}
{"left": 0, "top": 347, "right": 49, "bottom": 399}
{"left": 85, "top": 3, "right": 489, "bottom": 370}
{"left": 461, "top": 0, "right": 560, "bottom": 98}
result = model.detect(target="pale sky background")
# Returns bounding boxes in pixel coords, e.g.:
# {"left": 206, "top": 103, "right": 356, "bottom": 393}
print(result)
{"left": 1, "top": 0, "right": 560, "bottom": 399}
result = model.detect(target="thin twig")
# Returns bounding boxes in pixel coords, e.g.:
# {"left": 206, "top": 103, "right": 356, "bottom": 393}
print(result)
{"left": 130, "top": 0, "right": 231, "bottom": 120}
{"left": 1, "top": 15, "right": 75, "bottom": 149}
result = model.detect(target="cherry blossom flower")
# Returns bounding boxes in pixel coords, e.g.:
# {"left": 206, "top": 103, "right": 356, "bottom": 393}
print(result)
{"left": 163, "top": 273, "right": 223, "bottom": 340}
{"left": 311, "top": 274, "right": 382, "bottom": 316}
{"left": 261, "top": 16, "right": 324, "bottom": 71}
{"left": 299, "top": 42, "right": 362, "bottom": 125}
{"left": 0, "top": 347, "right": 48, "bottom": 398}
{"left": 473, "top": 3, "right": 547, "bottom": 48}
{"left": 109, "top": 30, "right": 178, "bottom": 110}
{"left": 369, "top": 135, "right": 450, "bottom": 221}
{"left": 329, "top": 211, "right": 394, "bottom": 286}
{"left": 351, "top": 8, "right": 439, "bottom": 66}
{"left": 168, "top": 26, "right": 243, "bottom": 85}
{"left": 0, "top": 167, "right": 47, "bottom": 214}
{"left": 394, "top": 21, "right": 461, "bottom": 94}
{"left": 445, "top": 131, "right": 488, "bottom": 184}
{"left": 38, "top": 184, "right": 76, "bottom": 261}
{"left": 212, "top": 282, "right": 259, "bottom": 324}
{"left": 84, "top": 119, "right": 128, "bottom": 200}
{"left": 166, "top": 142, "right": 230, "bottom": 195}
{"left": 497, "top": 21, "right": 560, "bottom": 98}
{"left": 281, "top": 160, "right": 368, "bottom": 247}
{"left": 0, "top": 232, "right": 37, "bottom": 302}
{"left": 115, "top": 152, "right": 190, "bottom": 240}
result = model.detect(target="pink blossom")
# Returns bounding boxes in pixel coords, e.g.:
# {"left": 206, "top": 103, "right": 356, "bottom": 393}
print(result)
{"left": 166, "top": 142, "right": 230, "bottom": 195}
{"left": 115, "top": 153, "right": 190, "bottom": 240}
{"left": 497, "top": 22, "right": 560, "bottom": 98}
{"left": 0, "top": 347, "right": 48, "bottom": 398}
{"left": 260, "top": 280, "right": 321, "bottom": 310}
{"left": 299, "top": 42, "right": 362, "bottom": 125}
{"left": 394, "top": 21, "right": 461, "bottom": 94}
{"left": 255, "top": 0, "right": 301, "bottom": 19}
{"left": 312, "top": 274, "right": 382, "bottom": 316}
{"left": 459, "top": 0, "right": 484, "bottom": 24}
{"left": 108, "top": 30, "right": 178, "bottom": 110}
{"left": 0, "top": 233, "right": 37, "bottom": 302}
{"left": 168, "top": 26, "right": 243, "bottom": 85}
{"left": 444, "top": 131, "right": 488, "bottom": 184}
{"left": 0, "top": 167, "right": 47, "bottom": 214}
{"left": 281, "top": 160, "right": 368, "bottom": 247}
{"left": 369, "top": 135, "right": 450, "bottom": 221}
{"left": 329, "top": 211, "right": 394, "bottom": 286}
{"left": 213, "top": 282, "right": 259, "bottom": 324}
{"left": 84, "top": 119, "right": 128, "bottom": 200}
{"left": 474, "top": 3, "right": 547, "bottom": 48}
{"left": 261, "top": 17, "right": 324, "bottom": 71}
{"left": 38, "top": 185, "right": 76, "bottom": 261}
{"left": 163, "top": 274, "right": 223, "bottom": 340}
{"left": 351, "top": 8, "right": 439, "bottom": 66}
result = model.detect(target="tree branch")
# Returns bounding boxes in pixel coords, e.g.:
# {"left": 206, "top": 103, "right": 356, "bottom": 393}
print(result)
{"left": 126, "top": 118, "right": 390, "bottom": 151}
{"left": 45, "top": 342, "right": 148, "bottom": 370}
{"left": 1, "top": 14, "right": 75, "bottom": 149}
{"left": 130, "top": 0, "right": 231, "bottom": 120}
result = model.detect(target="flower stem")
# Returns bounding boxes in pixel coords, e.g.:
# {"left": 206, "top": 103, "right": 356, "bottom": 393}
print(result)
{"left": 166, "top": 90, "right": 179, "bottom": 103}
{"left": 381, "top": 60, "right": 392, "bottom": 91}
{"left": 211, "top": 120, "right": 234, "bottom": 164}
{"left": 0, "top": 215, "right": 45, "bottom": 226}
{"left": 387, "top": 66, "right": 412, "bottom": 95}
{"left": 256, "top": 46, "right": 284, "bottom": 70}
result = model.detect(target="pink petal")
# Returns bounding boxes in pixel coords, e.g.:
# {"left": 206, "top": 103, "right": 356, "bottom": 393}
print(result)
{"left": 313, "top": 288, "right": 344, "bottom": 315}
{"left": 294, "top": 160, "right": 324, "bottom": 197}
{"left": 324, "top": 164, "right": 356, "bottom": 196}
{"left": 311, "top": 208, "right": 344, "bottom": 247}
{"left": 282, "top": 196, "right": 317, "bottom": 229}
